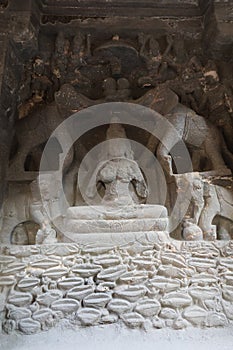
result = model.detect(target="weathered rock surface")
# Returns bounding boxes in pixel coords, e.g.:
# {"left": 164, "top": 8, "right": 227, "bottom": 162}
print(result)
{"left": 36, "top": 290, "right": 63, "bottom": 307}
{"left": 183, "top": 305, "right": 207, "bottom": 326}
{"left": 147, "top": 276, "right": 181, "bottom": 293}
{"left": 134, "top": 298, "right": 161, "bottom": 317}
{"left": 8, "top": 292, "right": 33, "bottom": 307}
{"left": 18, "top": 318, "right": 41, "bottom": 334}
{"left": 72, "top": 264, "right": 102, "bottom": 277}
{"left": 57, "top": 277, "right": 84, "bottom": 290}
{"left": 121, "top": 312, "right": 145, "bottom": 328}
{"left": 97, "top": 265, "right": 127, "bottom": 282}
{"left": 67, "top": 285, "right": 94, "bottom": 301}
{"left": 161, "top": 292, "right": 192, "bottom": 308}
{"left": 76, "top": 308, "right": 102, "bottom": 326}
{"left": 1, "top": 241, "right": 233, "bottom": 334}
{"left": 42, "top": 267, "right": 69, "bottom": 279}
{"left": 114, "top": 286, "right": 147, "bottom": 302}
{"left": 51, "top": 298, "right": 80, "bottom": 313}
{"left": 83, "top": 293, "right": 111, "bottom": 308}
{"left": 17, "top": 277, "right": 40, "bottom": 291}
{"left": 107, "top": 298, "right": 132, "bottom": 314}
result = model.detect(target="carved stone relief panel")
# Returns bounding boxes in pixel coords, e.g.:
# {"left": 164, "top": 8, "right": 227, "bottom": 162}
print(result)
{"left": 0, "top": 0, "right": 233, "bottom": 244}
{"left": 0, "top": 0, "right": 233, "bottom": 336}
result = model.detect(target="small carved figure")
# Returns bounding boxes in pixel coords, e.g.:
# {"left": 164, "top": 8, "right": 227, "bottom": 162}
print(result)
{"left": 182, "top": 219, "right": 203, "bottom": 241}
{"left": 31, "top": 57, "right": 53, "bottom": 102}
{"left": 52, "top": 31, "right": 70, "bottom": 86}
{"left": 138, "top": 33, "right": 163, "bottom": 78}
{"left": 30, "top": 175, "right": 61, "bottom": 228}
{"left": 175, "top": 174, "right": 205, "bottom": 241}
{"left": 18, "top": 57, "right": 53, "bottom": 119}
{"left": 70, "top": 32, "right": 86, "bottom": 69}
{"left": 169, "top": 33, "right": 188, "bottom": 64}
{"left": 199, "top": 62, "right": 233, "bottom": 153}
{"left": 36, "top": 220, "right": 57, "bottom": 244}
{"left": 138, "top": 33, "right": 178, "bottom": 84}
{"left": 172, "top": 56, "right": 204, "bottom": 112}
{"left": 138, "top": 33, "right": 161, "bottom": 66}
{"left": 190, "top": 177, "right": 205, "bottom": 225}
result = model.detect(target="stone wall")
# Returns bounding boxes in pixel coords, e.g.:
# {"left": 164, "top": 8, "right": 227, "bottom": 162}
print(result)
{"left": 1, "top": 239, "right": 233, "bottom": 334}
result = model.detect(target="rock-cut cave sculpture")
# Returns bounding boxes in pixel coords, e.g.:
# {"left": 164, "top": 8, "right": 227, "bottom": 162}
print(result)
{"left": 64, "top": 119, "right": 168, "bottom": 238}
{"left": 86, "top": 119, "right": 148, "bottom": 205}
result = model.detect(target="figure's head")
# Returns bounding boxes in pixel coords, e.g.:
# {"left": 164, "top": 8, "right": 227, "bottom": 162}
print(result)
{"left": 11, "top": 224, "right": 29, "bottom": 245}
{"left": 192, "top": 178, "right": 203, "bottom": 191}
{"left": 38, "top": 174, "right": 53, "bottom": 200}
{"left": 204, "top": 70, "right": 219, "bottom": 85}
{"left": 102, "top": 78, "right": 116, "bottom": 96}
{"left": 33, "top": 57, "right": 44, "bottom": 76}
{"left": 117, "top": 78, "right": 130, "bottom": 90}
{"left": 42, "top": 219, "right": 50, "bottom": 230}
{"left": 73, "top": 32, "right": 84, "bottom": 46}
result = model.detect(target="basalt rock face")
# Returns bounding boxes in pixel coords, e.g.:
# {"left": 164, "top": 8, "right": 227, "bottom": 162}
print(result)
{"left": 0, "top": 0, "right": 233, "bottom": 336}
{"left": 0, "top": 240, "right": 233, "bottom": 334}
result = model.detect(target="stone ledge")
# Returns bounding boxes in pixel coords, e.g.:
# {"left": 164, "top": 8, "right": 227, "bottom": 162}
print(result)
{"left": 38, "top": 0, "right": 203, "bottom": 17}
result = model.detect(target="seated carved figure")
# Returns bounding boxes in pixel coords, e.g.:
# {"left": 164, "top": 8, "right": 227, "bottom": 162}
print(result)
{"left": 86, "top": 120, "right": 148, "bottom": 205}
{"left": 86, "top": 157, "right": 148, "bottom": 205}
{"left": 64, "top": 118, "right": 168, "bottom": 237}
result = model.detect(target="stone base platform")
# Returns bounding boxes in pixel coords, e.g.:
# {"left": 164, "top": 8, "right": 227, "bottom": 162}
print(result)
{"left": 64, "top": 204, "right": 168, "bottom": 235}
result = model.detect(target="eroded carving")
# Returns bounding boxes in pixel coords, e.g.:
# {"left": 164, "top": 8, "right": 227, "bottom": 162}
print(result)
{"left": 0, "top": 240, "right": 232, "bottom": 334}
{"left": 156, "top": 103, "right": 233, "bottom": 175}
{"left": 1, "top": 3, "right": 233, "bottom": 336}
{"left": 64, "top": 119, "right": 168, "bottom": 237}
{"left": 86, "top": 120, "right": 148, "bottom": 205}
